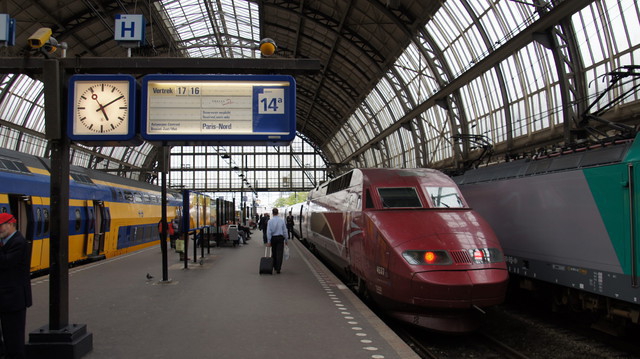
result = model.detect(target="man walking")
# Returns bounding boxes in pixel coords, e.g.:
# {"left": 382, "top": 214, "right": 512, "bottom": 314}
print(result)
{"left": 266, "top": 208, "right": 287, "bottom": 274}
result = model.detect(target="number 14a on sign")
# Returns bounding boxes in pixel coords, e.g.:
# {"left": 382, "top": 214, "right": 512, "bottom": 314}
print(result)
{"left": 258, "top": 88, "right": 285, "bottom": 114}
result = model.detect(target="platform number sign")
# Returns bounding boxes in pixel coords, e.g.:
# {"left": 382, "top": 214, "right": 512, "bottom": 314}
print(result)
{"left": 258, "top": 88, "right": 285, "bottom": 114}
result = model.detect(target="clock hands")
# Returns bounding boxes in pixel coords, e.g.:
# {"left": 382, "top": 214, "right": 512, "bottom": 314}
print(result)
{"left": 97, "top": 95, "right": 125, "bottom": 111}
{"left": 91, "top": 93, "right": 110, "bottom": 122}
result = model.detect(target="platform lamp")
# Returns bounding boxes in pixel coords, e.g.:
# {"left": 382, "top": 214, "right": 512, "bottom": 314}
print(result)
{"left": 259, "top": 38, "right": 277, "bottom": 56}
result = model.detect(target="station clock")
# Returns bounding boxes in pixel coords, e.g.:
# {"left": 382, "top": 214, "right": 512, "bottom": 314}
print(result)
{"left": 68, "top": 74, "right": 138, "bottom": 144}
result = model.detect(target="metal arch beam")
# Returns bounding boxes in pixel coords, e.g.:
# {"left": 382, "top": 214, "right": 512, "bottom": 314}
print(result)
{"left": 203, "top": 0, "right": 231, "bottom": 58}
{"left": 339, "top": 0, "right": 595, "bottom": 165}
{"left": 292, "top": 0, "right": 306, "bottom": 57}
{"left": 384, "top": 68, "right": 412, "bottom": 168}
{"left": 321, "top": 0, "right": 435, "bottom": 147}
{"left": 298, "top": 0, "right": 356, "bottom": 135}
{"left": 260, "top": 1, "right": 394, "bottom": 137}
{"left": 537, "top": 12, "right": 587, "bottom": 144}
{"left": 295, "top": 86, "right": 346, "bottom": 134}
{"left": 340, "top": 118, "right": 363, "bottom": 164}
{"left": 450, "top": 0, "right": 511, "bottom": 166}
{"left": 260, "top": 2, "right": 384, "bottom": 64}
{"left": 296, "top": 131, "right": 331, "bottom": 167}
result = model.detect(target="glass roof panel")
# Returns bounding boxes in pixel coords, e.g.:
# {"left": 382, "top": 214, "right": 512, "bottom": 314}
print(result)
{"left": 158, "top": 0, "right": 260, "bottom": 58}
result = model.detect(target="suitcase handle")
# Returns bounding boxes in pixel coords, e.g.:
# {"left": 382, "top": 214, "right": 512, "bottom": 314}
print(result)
{"left": 264, "top": 246, "right": 271, "bottom": 257}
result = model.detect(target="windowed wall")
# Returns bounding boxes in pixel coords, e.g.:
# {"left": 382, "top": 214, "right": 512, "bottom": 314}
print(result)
{"left": 168, "top": 136, "right": 328, "bottom": 194}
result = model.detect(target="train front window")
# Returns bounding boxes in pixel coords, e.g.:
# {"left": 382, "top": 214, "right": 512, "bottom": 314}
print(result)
{"left": 378, "top": 187, "right": 422, "bottom": 208}
{"left": 426, "top": 187, "right": 464, "bottom": 208}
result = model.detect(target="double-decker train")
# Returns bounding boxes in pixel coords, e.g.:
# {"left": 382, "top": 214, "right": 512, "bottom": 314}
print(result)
{"left": 454, "top": 135, "right": 640, "bottom": 330}
{"left": 288, "top": 168, "right": 509, "bottom": 332}
{"left": 0, "top": 147, "right": 234, "bottom": 275}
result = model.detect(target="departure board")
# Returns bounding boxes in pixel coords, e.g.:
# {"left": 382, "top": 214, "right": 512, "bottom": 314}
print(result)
{"left": 141, "top": 74, "right": 296, "bottom": 145}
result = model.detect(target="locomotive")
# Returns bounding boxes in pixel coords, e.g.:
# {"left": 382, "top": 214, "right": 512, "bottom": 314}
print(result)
{"left": 289, "top": 168, "right": 509, "bottom": 332}
{"left": 454, "top": 135, "right": 640, "bottom": 330}
{"left": 0, "top": 147, "right": 222, "bottom": 275}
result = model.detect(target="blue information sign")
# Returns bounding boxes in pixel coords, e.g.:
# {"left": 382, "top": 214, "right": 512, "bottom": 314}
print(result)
{"left": 141, "top": 74, "right": 296, "bottom": 145}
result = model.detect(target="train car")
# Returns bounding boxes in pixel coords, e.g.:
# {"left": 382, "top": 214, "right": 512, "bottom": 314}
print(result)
{"left": 454, "top": 136, "right": 640, "bottom": 330}
{"left": 297, "top": 168, "right": 509, "bottom": 332}
{"left": 0, "top": 148, "right": 182, "bottom": 274}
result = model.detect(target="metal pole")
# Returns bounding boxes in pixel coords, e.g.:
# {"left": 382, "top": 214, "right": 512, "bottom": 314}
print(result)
{"left": 43, "top": 59, "right": 69, "bottom": 330}
{"left": 160, "top": 147, "right": 169, "bottom": 281}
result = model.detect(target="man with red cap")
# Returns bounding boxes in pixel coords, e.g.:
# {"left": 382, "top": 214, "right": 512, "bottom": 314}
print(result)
{"left": 0, "top": 213, "right": 32, "bottom": 359}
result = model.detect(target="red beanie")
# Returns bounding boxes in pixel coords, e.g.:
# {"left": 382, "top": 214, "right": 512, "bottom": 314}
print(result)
{"left": 0, "top": 213, "right": 16, "bottom": 225}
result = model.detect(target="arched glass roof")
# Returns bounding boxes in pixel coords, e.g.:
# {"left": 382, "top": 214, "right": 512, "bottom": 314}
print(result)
{"left": 0, "top": 0, "right": 638, "bottom": 189}
{"left": 331, "top": 0, "right": 640, "bottom": 172}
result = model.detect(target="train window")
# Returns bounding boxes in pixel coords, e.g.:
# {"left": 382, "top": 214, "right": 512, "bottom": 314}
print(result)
{"left": 143, "top": 193, "right": 150, "bottom": 203}
{"left": 74, "top": 209, "right": 82, "bottom": 232}
{"left": 365, "top": 190, "right": 374, "bottom": 209}
{"left": 0, "top": 157, "right": 31, "bottom": 174}
{"left": 124, "top": 191, "right": 134, "bottom": 202}
{"left": 135, "top": 226, "right": 144, "bottom": 242}
{"left": 134, "top": 193, "right": 143, "bottom": 203}
{"left": 378, "top": 188, "right": 422, "bottom": 208}
{"left": 43, "top": 209, "right": 50, "bottom": 234}
{"left": 36, "top": 208, "right": 42, "bottom": 236}
{"left": 70, "top": 173, "right": 94, "bottom": 184}
{"left": 327, "top": 171, "right": 353, "bottom": 194}
{"left": 425, "top": 187, "right": 464, "bottom": 208}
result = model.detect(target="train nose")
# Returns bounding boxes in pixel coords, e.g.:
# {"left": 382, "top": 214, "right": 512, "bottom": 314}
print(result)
{"left": 410, "top": 269, "right": 508, "bottom": 309}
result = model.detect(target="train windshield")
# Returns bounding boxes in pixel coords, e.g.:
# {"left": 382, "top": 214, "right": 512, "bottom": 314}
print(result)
{"left": 426, "top": 187, "right": 464, "bottom": 208}
{"left": 378, "top": 187, "right": 422, "bottom": 208}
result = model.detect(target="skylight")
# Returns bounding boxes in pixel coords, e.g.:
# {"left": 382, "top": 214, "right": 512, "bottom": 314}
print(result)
{"left": 157, "top": 0, "right": 261, "bottom": 58}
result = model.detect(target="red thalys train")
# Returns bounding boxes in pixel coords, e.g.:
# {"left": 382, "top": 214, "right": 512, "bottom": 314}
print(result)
{"left": 288, "top": 168, "right": 508, "bottom": 332}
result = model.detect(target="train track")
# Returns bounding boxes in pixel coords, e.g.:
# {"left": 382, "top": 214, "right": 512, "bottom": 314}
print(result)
{"left": 395, "top": 324, "right": 530, "bottom": 359}
{"left": 298, "top": 237, "right": 640, "bottom": 358}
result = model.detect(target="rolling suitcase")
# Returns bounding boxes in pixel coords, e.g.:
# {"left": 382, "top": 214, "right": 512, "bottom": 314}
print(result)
{"left": 259, "top": 247, "right": 273, "bottom": 274}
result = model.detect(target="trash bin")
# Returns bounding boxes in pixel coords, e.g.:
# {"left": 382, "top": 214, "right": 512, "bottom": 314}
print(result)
{"left": 228, "top": 225, "right": 239, "bottom": 246}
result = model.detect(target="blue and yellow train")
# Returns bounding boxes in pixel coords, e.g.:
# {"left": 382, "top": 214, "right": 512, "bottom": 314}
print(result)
{"left": 0, "top": 147, "right": 229, "bottom": 275}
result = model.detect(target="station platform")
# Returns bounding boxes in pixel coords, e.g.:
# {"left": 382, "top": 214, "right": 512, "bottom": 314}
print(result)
{"left": 26, "top": 230, "right": 419, "bottom": 359}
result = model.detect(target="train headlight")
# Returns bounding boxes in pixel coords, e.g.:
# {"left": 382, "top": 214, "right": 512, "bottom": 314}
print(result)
{"left": 402, "top": 250, "right": 452, "bottom": 265}
{"left": 470, "top": 248, "right": 503, "bottom": 264}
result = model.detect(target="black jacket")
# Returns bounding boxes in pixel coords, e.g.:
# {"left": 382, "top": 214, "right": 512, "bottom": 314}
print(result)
{"left": 0, "top": 231, "right": 32, "bottom": 312}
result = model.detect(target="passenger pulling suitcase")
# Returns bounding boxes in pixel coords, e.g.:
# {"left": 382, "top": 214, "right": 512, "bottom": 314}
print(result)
{"left": 259, "top": 247, "right": 273, "bottom": 274}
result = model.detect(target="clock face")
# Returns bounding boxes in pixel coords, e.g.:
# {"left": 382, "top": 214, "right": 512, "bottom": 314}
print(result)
{"left": 73, "top": 81, "right": 130, "bottom": 135}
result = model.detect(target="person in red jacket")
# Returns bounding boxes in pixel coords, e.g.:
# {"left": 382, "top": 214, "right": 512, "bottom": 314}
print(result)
{"left": 158, "top": 220, "right": 175, "bottom": 241}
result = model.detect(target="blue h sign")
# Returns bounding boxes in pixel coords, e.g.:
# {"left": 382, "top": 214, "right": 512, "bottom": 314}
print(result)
{"left": 114, "top": 14, "right": 146, "bottom": 44}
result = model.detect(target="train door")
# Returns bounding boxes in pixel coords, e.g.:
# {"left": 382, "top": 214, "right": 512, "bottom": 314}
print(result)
{"left": 85, "top": 201, "right": 94, "bottom": 256}
{"left": 8, "top": 195, "right": 35, "bottom": 269}
{"left": 8, "top": 194, "right": 32, "bottom": 241}
{"left": 91, "top": 200, "right": 107, "bottom": 257}
{"left": 345, "top": 192, "right": 364, "bottom": 263}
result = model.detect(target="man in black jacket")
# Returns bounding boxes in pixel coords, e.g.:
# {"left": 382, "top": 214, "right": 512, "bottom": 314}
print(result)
{"left": 258, "top": 213, "right": 270, "bottom": 244}
{"left": 0, "top": 213, "right": 32, "bottom": 359}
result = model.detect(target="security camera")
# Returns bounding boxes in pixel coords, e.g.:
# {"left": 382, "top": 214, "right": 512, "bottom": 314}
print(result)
{"left": 27, "top": 27, "right": 52, "bottom": 49}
